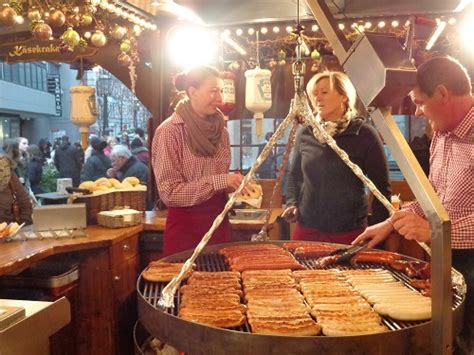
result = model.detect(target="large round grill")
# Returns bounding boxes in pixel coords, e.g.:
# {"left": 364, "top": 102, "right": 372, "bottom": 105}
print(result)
{"left": 137, "top": 242, "right": 464, "bottom": 355}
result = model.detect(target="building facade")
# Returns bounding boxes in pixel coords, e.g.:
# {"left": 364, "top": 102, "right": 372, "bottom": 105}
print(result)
{"left": 0, "top": 61, "right": 81, "bottom": 146}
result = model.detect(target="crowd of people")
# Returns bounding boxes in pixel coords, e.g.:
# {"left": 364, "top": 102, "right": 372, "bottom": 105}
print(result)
{"left": 0, "top": 128, "right": 150, "bottom": 204}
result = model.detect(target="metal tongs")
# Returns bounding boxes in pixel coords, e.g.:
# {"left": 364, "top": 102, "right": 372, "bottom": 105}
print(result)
{"left": 329, "top": 243, "right": 369, "bottom": 264}
{"left": 313, "top": 242, "right": 369, "bottom": 269}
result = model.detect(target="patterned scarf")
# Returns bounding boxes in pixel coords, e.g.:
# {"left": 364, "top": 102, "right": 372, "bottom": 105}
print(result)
{"left": 176, "top": 98, "right": 225, "bottom": 157}
{"left": 313, "top": 111, "right": 362, "bottom": 143}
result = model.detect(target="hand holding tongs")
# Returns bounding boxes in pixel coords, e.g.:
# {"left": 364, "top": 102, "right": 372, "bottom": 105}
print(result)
{"left": 313, "top": 242, "right": 369, "bottom": 269}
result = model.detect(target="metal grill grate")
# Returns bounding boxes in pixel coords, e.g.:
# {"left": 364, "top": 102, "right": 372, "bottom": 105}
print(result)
{"left": 138, "top": 250, "right": 463, "bottom": 335}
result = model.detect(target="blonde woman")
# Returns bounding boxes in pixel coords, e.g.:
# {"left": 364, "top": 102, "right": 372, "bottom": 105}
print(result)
{"left": 282, "top": 71, "right": 391, "bottom": 244}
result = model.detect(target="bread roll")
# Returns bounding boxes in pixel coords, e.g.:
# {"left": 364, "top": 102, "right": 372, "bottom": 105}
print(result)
{"left": 0, "top": 222, "right": 7, "bottom": 233}
{"left": 123, "top": 176, "right": 140, "bottom": 186}
{"left": 122, "top": 181, "right": 134, "bottom": 189}
{"left": 108, "top": 178, "right": 121, "bottom": 188}
{"left": 95, "top": 177, "right": 112, "bottom": 188}
{"left": 240, "top": 183, "right": 262, "bottom": 200}
{"left": 79, "top": 181, "right": 97, "bottom": 191}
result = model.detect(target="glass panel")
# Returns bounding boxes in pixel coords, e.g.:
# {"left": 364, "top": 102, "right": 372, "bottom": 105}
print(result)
{"left": 10, "top": 117, "right": 20, "bottom": 138}
{"left": 230, "top": 146, "right": 241, "bottom": 171}
{"left": 40, "top": 67, "right": 47, "bottom": 91}
{"left": 11, "top": 64, "right": 20, "bottom": 84}
{"left": 18, "top": 63, "right": 25, "bottom": 85}
{"left": 227, "top": 120, "right": 241, "bottom": 145}
{"left": 242, "top": 146, "right": 259, "bottom": 172}
{"left": 393, "top": 115, "right": 408, "bottom": 139}
{"left": 25, "top": 64, "right": 32, "bottom": 87}
{"left": 0, "top": 63, "right": 3, "bottom": 79}
{"left": 240, "top": 117, "right": 277, "bottom": 145}
{"left": 4, "top": 64, "right": 12, "bottom": 81}
{"left": 31, "top": 64, "right": 38, "bottom": 89}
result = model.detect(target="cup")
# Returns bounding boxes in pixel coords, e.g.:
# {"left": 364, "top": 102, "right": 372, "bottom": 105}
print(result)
{"left": 57, "top": 178, "right": 73, "bottom": 194}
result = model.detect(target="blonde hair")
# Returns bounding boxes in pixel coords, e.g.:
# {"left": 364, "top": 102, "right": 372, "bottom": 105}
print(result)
{"left": 306, "top": 71, "right": 358, "bottom": 116}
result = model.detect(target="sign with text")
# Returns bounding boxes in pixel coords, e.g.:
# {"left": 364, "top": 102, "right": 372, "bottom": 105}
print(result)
{"left": 0, "top": 39, "right": 97, "bottom": 63}
{"left": 48, "top": 74, "right": 62, "bottom": 117}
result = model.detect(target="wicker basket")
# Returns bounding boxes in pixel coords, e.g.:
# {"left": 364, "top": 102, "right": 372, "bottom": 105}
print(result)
{"left": 97, "top": 209, "right": 143, "bottom": 228}
{"left": 73, "top": 190, "right": 146, "bottom": 225}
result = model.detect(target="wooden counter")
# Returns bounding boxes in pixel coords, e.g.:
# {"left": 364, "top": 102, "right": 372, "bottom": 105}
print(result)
{"left": 0, "top": 224, "right": 143, "bottom": 355}
{"left": 0, "top": 225, "right": 143, "bottom": 277}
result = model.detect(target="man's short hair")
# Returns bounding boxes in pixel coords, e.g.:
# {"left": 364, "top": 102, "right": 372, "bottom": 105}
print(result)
{"left": 111, "top": 145, "right": 132, "bottom": 159}
{"left": 416, "top": 56, "right": 471, "bottom": 97}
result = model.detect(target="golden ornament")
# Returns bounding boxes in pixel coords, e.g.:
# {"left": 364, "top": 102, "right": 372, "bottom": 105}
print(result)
{"left": 80, "top": 14, "right": 93, "bottom": 26}
{"left": 91, "top": 30, "right": 107, "bottom": 47}
{"left": 0, "top": 5, "right": 17, "bottom": 27}
{"left": 62, "top": 27, "right": 80, "bottom": 47}
{"left": 117, "top": 52, "right": 132, "bottom": 67}
{"left": 66, "top": 13, "right": 80, "bottom": 27}
{"left": 33, "top": 21, "right": 53, "bottom": 41}
{"left": 27, "top": 8, "right": 42, "bottom": 22}
{"left": 119, "top": 39, "right": 131, "bottom": 53}
{"left": 47, "top": 9, "right": 66, "bottom": 28}
{"left": 111, "top": 25, "right": 127, "bottom": 40}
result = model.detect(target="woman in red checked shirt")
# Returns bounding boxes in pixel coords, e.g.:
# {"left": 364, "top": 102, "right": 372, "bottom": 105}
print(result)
{"left": 152, "top": 66, "right": 246, "bottom": 256}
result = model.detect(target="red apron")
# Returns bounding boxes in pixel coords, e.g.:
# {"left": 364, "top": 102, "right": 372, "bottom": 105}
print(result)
{"left": 292, "top": 223, "right": 365, "bottom": 245}
{"left": 163, "top": 193, "right": 231, "bottom": 256}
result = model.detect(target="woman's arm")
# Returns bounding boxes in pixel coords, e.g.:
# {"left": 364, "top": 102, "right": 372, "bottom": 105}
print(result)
{"left": 285, "top": 128, "right": 304, "bottom": 207}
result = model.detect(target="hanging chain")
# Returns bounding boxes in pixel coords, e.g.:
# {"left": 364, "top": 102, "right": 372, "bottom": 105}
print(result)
{"left": 251, "top": 121, "right": 299, "bottom": 241}
{"left": 292, "top": 0, "right": 306, "bottom": 94}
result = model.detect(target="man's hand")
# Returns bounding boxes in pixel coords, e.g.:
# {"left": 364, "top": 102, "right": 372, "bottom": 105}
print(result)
{"left": 391, "top": 211, "right": 431, "bottom": 242}
{"left": 352, "top": 220, "right": 394, "bottom": 248}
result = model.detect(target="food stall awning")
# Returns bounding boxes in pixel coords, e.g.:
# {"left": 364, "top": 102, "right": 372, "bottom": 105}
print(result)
{"left": 124, "top": 0, "right": 466, "bottom": 25}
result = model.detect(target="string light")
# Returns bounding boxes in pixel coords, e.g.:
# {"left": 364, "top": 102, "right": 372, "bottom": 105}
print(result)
{"left": 378, "top": 21, "right": 386, "bottom": 28}
{"left": 426, "top": 21, "right": 447, "bottom": 50}
{"left": 448, "top": 18, "right": 456, "bottom": 25}
{"left": 248, "top": 28, "right": 255, "bottom": 35}
{"left": 365, "top": 21, "right": 372, "bottom": 29}
{"left": 236, "top": 28, "right": 243, "bottom": 36}
{"left": 391, "top": 20, "right": 399, "bottom": 27}
{"left": 286, "top": 26, "right": 293, "bottom": 33}
{"left": 260, "top": 27, "right": 268, "bottom": 34}
{"left": 312, "top": 24, "right": 319, "bottom": 32}
{"left": 338, "top": 23, "right": 345, "bottom": 30}
{"left": 273, "top": 26, "right": 280, "bottom": 33}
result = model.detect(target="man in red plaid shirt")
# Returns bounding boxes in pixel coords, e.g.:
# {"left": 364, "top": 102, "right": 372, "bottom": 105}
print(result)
{"left": 354, "top": 56, "right": 473, "bottom": 354}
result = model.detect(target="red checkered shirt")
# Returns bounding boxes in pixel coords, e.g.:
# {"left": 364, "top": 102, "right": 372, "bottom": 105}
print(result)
{"left": 151, "top": 112, "right": 230, "bottom": 207}
{"left": 405, "top": 106, "right": 474, "bottom": 249}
